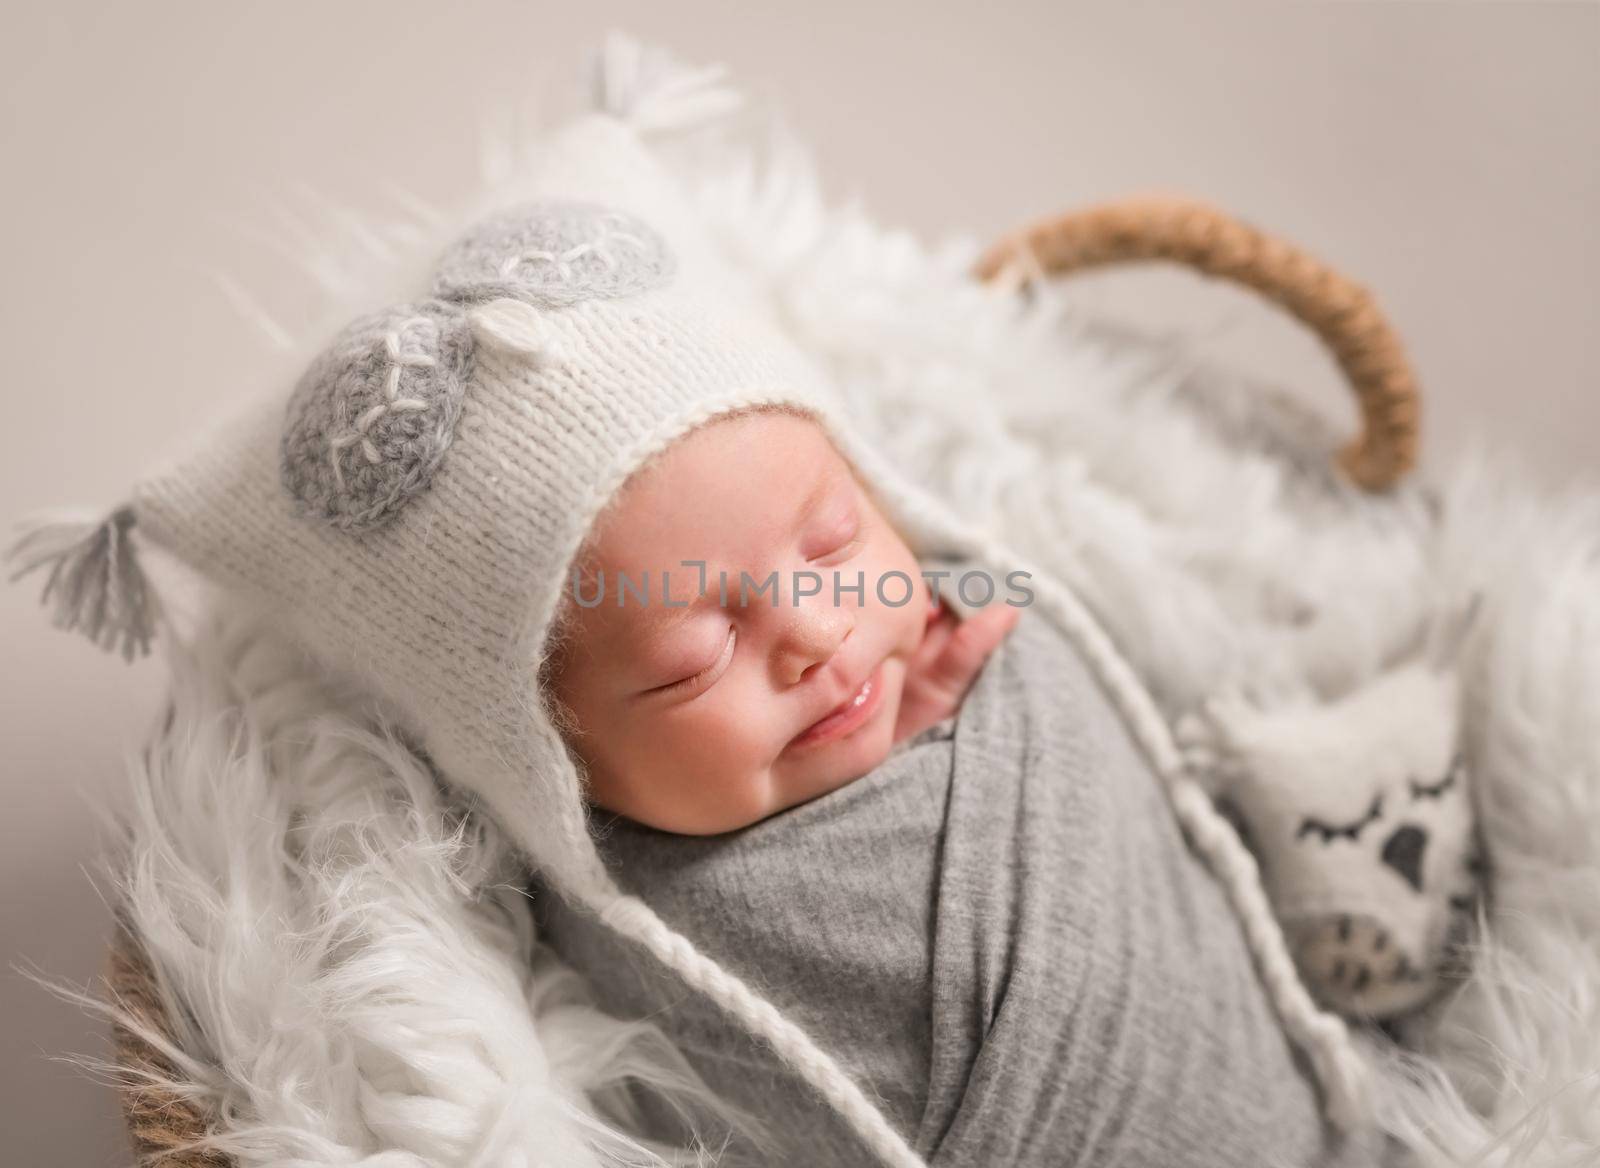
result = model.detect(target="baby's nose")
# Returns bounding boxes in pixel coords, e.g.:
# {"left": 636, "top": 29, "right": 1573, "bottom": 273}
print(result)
{"left": 774, "top": 600, "right": 854, "bottom": 685}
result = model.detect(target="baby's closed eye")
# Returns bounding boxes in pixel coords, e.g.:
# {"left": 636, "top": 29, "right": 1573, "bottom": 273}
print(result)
{"left": 642, "top": 624, "right": 737, "bottom": 699}
{"left": 802, "top": 493, "right": 864, "bottom": 564}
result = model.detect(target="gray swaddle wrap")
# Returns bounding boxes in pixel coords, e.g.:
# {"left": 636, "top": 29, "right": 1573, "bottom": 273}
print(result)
{"left": 533, "top": 604, "right": 1371, "bottom": 1166}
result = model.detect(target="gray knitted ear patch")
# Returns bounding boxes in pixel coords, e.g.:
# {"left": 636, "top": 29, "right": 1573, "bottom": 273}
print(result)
{"left": 280, "top": 301, "right": 474, "bottom": 533}
{"left": 433, "top": 200, "right": 674, "bottom": 307}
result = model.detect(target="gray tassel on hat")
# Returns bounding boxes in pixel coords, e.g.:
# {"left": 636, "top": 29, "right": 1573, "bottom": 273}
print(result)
{"left": 4, "top": 504, "right": 161, "bottom": 661}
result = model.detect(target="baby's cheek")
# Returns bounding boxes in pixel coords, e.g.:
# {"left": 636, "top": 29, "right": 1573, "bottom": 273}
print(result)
{"left": 647, "top": 700, "right": 785, "bottom": 827}
{"left": 860, "top": 521, "right": 929, "bottom": 624}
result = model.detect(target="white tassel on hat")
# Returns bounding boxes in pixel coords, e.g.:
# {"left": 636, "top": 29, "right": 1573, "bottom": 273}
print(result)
{"left": 5, "top": 504, "right": 162, "bottom": 662}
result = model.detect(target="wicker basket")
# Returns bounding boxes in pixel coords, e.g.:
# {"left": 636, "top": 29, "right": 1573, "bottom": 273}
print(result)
{"left": 108, "top": 922, "right": 230, "bottom": 1166}
{"left": 106, "top": 195, "right": 1422, "bottom": 1163}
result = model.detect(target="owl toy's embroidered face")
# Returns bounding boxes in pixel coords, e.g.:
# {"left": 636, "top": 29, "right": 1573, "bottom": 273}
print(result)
{"left": 1177, "top": 599, "right": 1486, "bottom": 1019}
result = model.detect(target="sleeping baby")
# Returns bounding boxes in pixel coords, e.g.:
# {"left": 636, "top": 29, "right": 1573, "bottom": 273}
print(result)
{"left": 532, "top": 406, "right": 1368, "bottom": 1167}
{"left": 12, "top": 101, "right": 1379, "bottom": 1167}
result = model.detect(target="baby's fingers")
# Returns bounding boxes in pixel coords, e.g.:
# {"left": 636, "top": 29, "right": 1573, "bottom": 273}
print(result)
{"left": 924, "top": 603, "right": 1020, "bottom": 695}
{"left": 910, "top": 606, "right": 958, "bottom": 668}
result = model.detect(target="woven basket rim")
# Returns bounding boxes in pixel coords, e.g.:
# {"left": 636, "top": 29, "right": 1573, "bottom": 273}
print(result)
{"left": 107, "top": 920, "right": 232, "bottom": 1167}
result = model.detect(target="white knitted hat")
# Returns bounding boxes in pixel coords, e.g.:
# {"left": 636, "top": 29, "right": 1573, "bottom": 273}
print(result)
{"left": 4, "top": 42, "right": 1372, "bottom": 1165}
{"left": 126, "top": 111, "right": 880, "bottom": 900}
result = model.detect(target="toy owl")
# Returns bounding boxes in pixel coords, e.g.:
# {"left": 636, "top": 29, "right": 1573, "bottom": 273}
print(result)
{"left": 1176, "top": 597, "right": 1486, "bottom": 1020}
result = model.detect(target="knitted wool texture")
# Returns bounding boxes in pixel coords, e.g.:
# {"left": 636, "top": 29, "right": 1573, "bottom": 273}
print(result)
{"left": 9, "top": 77, "right": 1373, "bottom": 1167}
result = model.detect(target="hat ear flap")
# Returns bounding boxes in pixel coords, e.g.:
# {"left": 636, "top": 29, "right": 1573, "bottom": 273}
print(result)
{"left": 4, "top": 503, "right": 162, "bottom": 661}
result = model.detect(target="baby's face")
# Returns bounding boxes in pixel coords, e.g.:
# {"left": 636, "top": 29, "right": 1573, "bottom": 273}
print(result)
{"left": 548, "top": 410, "right": 932, "bottom": 834}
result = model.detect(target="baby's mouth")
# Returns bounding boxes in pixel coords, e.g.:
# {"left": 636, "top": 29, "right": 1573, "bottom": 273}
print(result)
{"left": 786, "top": 662, "right": 887, "bottom": 751}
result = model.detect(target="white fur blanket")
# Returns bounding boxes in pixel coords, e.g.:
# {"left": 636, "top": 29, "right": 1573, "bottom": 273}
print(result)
{"left": 100, "top": 37, "right": 1598, "bottom": 1168}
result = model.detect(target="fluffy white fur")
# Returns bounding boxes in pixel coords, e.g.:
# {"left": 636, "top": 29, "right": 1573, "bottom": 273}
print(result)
{"left": 84, "top": 33, "right": 1596, "bottom": 1168}
{"left": 106, "top": 585, "right": 746, "bottom": 1167}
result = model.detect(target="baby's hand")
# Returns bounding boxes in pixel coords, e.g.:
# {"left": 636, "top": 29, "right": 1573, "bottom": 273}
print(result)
{"left": 894, "top": 597, "right": 1020, "bottom": 743}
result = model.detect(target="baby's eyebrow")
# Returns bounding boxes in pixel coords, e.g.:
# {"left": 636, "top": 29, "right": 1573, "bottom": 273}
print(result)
{"left": 794, "top": 460, "right": 852, "bottom": 531}
{"left": 634, "top": 585, "right": 718, "bottom": 643}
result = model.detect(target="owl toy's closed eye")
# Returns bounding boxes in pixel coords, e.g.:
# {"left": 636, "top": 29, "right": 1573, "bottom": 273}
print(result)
{"left": 1176, "top": 596, "right": 1486, "bottom": 1020}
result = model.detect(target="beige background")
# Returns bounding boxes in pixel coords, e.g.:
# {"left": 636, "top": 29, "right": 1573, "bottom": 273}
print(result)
{"left": 3, "top": 3, "right": 1594, "bottom": 1162}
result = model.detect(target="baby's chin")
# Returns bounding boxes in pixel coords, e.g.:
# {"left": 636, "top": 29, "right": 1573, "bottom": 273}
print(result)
{"left": 767, "top": 658, "right": 906, "bottom": 812}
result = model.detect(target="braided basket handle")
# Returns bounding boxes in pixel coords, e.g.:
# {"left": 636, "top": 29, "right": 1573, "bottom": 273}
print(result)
{"left": 974, "top": 195, "right": 1420, "bottom": 491}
